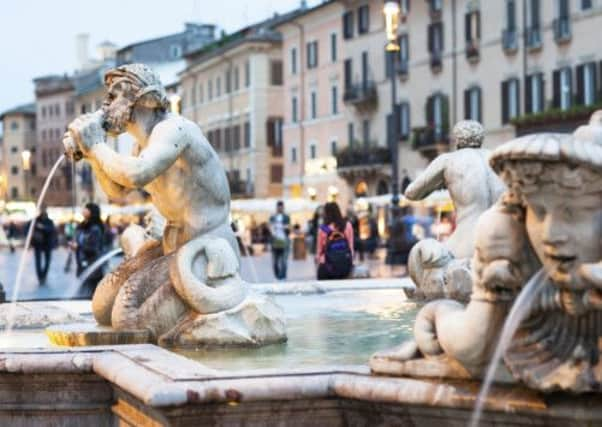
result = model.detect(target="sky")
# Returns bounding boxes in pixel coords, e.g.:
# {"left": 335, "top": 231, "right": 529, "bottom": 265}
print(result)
{"left": 0, "top": 0, "right": 320, "bottom": 117}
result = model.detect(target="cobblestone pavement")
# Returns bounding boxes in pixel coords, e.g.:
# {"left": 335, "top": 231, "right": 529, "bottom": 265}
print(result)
{"left": 0, "top": 246, "right": 406, "bottom": 301}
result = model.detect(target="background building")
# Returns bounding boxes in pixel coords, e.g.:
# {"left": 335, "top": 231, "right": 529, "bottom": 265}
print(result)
{"left": 180, "top": 14, "right": 301, "bottom": 199}
{"left": 0, "top": 103, "right": 36, "bottom": 201}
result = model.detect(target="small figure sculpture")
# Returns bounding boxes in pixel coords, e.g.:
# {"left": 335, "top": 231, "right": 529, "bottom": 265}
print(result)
{"left": 62, "top": 64, "right": 285, "bottom": 346}
{"left": 372, "top": 112, "right": 602, "bottom": 393}
{"left": 406, "top": 121, "right": 506, "bottom": 299}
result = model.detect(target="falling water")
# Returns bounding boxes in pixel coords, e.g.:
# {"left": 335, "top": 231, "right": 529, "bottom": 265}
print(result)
{"left": 468, "top": 268, "right": 547, "bottom": 427}
{"left": 64, "top": 248, "right": 123, "bottom": 298}
{"left": 5, "top": 155, "right": 66, "bottom": 334}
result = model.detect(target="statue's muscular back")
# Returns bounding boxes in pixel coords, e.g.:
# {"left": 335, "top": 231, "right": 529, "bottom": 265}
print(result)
{"left": 141, "top": 114, "right": 231, "bottom": 241}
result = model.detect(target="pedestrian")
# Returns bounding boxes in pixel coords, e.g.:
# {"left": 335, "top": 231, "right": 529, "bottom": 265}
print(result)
{"left": 316, "top": 202, "right": 354, "bottom": 280}
{"left": 7, "top": 221, "right": 18, "bottom": 253}
{"left": 359, "top": 205, "right": 379, "bottom": 259}
{"left": 30, "top": 207, "right": 57, "bottom": 286}
{"left": 401, "top": 169, "right": 412, "bottom": 194}
{"left": 269, "top": 200, "right": 290, "bottom": 280}
{"left": 73, "top": 203, "right": 106, "bottom": 298}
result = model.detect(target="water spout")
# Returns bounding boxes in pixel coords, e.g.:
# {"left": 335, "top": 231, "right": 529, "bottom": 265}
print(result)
{"left": 469, "top": 268, "right": 547, "bottom": 427}
{"left": 5, "top": 155, "right": 66, "bottom": 334}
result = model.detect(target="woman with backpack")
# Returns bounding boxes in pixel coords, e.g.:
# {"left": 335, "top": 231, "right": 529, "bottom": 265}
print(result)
{"left": 316, "top": 202, "right": 354, "bottom": 280}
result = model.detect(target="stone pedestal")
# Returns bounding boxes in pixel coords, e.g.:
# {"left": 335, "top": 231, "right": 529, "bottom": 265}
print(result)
{"left": 46, "top": 323, "right": 151, "bottom": 346}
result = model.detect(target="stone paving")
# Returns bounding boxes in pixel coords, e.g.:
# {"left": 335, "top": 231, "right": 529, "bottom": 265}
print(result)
{"left": 0, "top": 245, "right": 406, "bottom": 301}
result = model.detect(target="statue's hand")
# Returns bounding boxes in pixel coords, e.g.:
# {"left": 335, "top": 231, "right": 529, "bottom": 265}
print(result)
{"left": 67, "top": 110, "right": 105, "bottom": 156}
{"left": 578, "top": 262, "right": 602, "bottom": 290}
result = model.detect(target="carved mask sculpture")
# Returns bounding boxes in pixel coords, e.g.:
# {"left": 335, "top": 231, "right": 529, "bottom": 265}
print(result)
{"left": 490, "top": 130, "right": 602, "bottom": 392}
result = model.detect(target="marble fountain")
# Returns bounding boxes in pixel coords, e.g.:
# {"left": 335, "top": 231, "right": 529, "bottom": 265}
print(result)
{"left": 2, "top": 64, "right": 602, "bottom": 426}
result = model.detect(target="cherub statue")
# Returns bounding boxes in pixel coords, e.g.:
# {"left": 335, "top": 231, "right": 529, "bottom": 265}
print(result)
{"left": 63, "top": 64, "right": 284, "bottom": 346}
{"left": 405, "top": 120, "right": 506, "bottom": 299}
{"left": 372, "top": 113, "right": 602, "bottom": 392}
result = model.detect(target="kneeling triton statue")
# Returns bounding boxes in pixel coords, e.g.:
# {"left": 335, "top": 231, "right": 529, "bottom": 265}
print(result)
{"left": 62, "top": 64, "right": 285, "bottom": 347}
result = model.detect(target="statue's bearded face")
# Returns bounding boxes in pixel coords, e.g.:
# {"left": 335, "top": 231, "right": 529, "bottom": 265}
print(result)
{"left": 524, "top": 184, "right": 602, "bottom": 288}
{"left": 102, "top": 80, "right": 136, "bottom": 136}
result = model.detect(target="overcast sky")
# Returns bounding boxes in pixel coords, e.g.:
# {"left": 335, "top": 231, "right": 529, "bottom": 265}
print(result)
{"left": 0, "top": 0, "right": 319, "bottom": 117}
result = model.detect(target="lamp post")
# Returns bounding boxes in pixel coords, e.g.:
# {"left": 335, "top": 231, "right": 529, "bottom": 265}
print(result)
{"left": 21, "top": 149, "right": 31, "bottom": 201}
{"left": 383, "top": 2, "right": 404, "bottom": 265}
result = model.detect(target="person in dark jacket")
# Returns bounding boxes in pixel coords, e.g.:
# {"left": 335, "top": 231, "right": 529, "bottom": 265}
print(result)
{"left": 74, "top": 203, "right": 105, "bottom": 298}
{"left": 31, "top": 207, "right": 56, "bottom": 285}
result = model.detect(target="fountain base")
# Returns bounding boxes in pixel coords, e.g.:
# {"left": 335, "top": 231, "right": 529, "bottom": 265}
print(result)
{"left": 46, "top": 323, "right": 151, "bottom": 346}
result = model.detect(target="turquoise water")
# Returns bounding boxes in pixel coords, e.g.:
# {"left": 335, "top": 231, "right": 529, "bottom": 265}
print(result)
{"left": 176, "top": 289, "right": 419, "bottom": 370}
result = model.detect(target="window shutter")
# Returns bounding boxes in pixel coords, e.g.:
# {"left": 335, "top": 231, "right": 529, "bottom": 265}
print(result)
{"left": 576, "top": 65, "right": 585, "bottom": 105}
{"left": 525, "top": 75, "right": 533, "bottom": 114}
{"left": 566, "top": 68, "right": 573, "bottom": 108}
{"left": 477, "top": 87, "right": 482, "bottom": 122}
{"left": 306, "top": 43, "right": 311, "bottom": 68}
{"left": 552, "top": 69, "right": 560, "bottom": 108}
{"left": 428, "top": 24, "right": 433, "bottom": 53}
{"left": 593, "top": 62, "right": 600, "bottom": 103}
{"left": 464, "top": 89, "right": 470, "bottom": 120}
{"left": 465, "top": 13, "right": 471, "bottom": 42}
{"left": 266, "top": 119, "right": 274, "bottom": 147}
{"left": 477, "top": 11, "right": 481, "bottom": 39}
{"left": 426, "top": 95, "right": 434, "bottom": 126}
{"left": 315, "top": 41, "right": 319, "bottom": 67}
{"left": 515, "top": 78, "right": 521, "bottom": 116}
{"left": 501, "top": 80, "right": 509, "bottom": 124}
{"left": 538, "top": 74, "right": 545, "bottom": 112}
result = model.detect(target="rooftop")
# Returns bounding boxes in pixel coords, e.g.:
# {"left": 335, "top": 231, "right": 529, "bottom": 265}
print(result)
{"left": 0, "top": 102, "right": 36, "bottom": 120}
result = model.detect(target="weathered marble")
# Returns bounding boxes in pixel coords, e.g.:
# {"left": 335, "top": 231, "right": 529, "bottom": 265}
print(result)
{"left": 373, "top": 111, "right": 602, "bottom": 393}
{"left": 405, "top": 120, "right": 506, "bottom": 299}
{"left": 0, "top": 301, "right": 85, "bottom": 330}
{"left": 62, "top": 63, "right": 286, "bottom": 347}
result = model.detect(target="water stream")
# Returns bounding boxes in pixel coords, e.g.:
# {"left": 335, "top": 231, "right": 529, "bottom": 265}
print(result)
{"left": 5, "top": 155, "right": 66, "bottom": 334}
{"left": 468, "top": 268, "right": 547, "bottom": 427}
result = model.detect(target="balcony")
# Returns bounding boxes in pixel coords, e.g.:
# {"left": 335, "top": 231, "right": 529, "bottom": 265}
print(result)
{"left": 336, "top": 145, "right": 391, "bottom": 181}
{"left": 411, "top": 126, "right": 450, "bottom": 159}
{"left": 465, "top": 40, "right": 480, "bottom": 63}
{"left": 553, "top": 17, "right": 571, "bottom": 44}
{"left": 430, "top": 51, "right": 443, "bottom": 72}
{"left": 229, "top": 180, "right": 254, "bottom": 198}
{"left": 525, "top": 27, "right": 542, "bottom": 51}
{"left": 397, "top": 60, "right": 409, "bottom": 80}
{"left": 502, "top": 29, "right": 518, "bottom": 53}
{"left": 343, "top": 81, "right": 378, "bottom": 109}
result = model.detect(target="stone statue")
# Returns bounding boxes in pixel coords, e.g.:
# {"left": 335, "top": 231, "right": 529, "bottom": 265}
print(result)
{"left": 62, "top": 64, "right": 285, "bottom": 347}
{"left": 405, "top": 120, "right": 506, "bottom": 299}
{"left": 371, "top": 112, "right": 602, "bottom": 393}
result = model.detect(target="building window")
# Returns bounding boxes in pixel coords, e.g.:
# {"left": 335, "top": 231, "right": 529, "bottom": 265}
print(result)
{"left": 11, "top": 188, "right": 18, "bottom": 199}
{"left": 208, "top": 80, "right": 213, "bottom": 100}
{"left": 225, "top": 69, "right": 232, "bottom": 94}
{"left": 270, "top": 60, "right": 283, "bottom": 85}
{"left": 233, "top": 125, "right": 241, "bottom": 150}
{"left": 501, "top": 78, "right": 520, "bottom": 124}
{"left": 348, "top": 123, "right": 354, "bottom": 146}
{"left": 398, "top": 34, "right": 409, "bottom": 75}
{"left": 358, "top": 4, "right": 370, "bottom": 34}
{"left": 526, "top": 73, "right": 545, "bottom": 114}
{"left": 400, "top": 0, "right": 410, "bottom": 15}
{"left": 11, "top": 166, "right": 18, "bottom": 175}
{"left": 330, "top": 140, "right": 337, "bottom": 156}
{"left": 330, "top": 33, "right": 337, "bottom": 62}
{"left": 307, "top": 41, "right": 318, "bottom": 69}
{"left": 310, "top": 144, "right": 316, "bottom": 159}
{"left": 361, "top": 51, "right": 369, "bottom": 85}
{"left": 41, "top": 106, "right": 46, "bottom": 118}
{"left": 199, "top": 81, "right": 204, "bottom": 103}
{"left": 270, "top": 164, "right": 283, "bottom": 183}
{"left": 331, "top": 86, "right": 338, "bottom": 115}
{"left": 526, "top": 0, "right": 542, "bottom": 48}
{"left": 310, "top": 91, "right": 317, "bottom": 119}
{"left": 10, "top": 121, "right": 18, "bottom": 131}
{"left": 553, "top": 67, "right": 573, "bottom": 110}
{"left": 464, "top": 86, "right": 482, "bottom": 122}
{"left": 66, "top": 102, "right": 74, "bottom": 115}
{"left": 54, "top": 104, "right": 60, "bottom": 117}
{"left": 362, "top": 119, "right": 370, "bottom": 145}
{"left": 465, "top": 10, "right": 481, "bottom": 59}
{"left": 234, "top": 67, "right": 239, "bottom": 91}
{"left": 577, "top": 62, "right": 598, "bottom": 106}
{"left": 430, "top": 0, "right": 442, "bottom": 12}
{"left": 292, "top": 96, "right": 298, "bottom": 123}
{"left": 267, "top": 117, "right": 283, "bottom": 156}
{"left": 426, "top": 93, "right": 449, "bottom": 139}
{"left": 291, "top": 48, "right": 297, "bottom": 74}
{"left": 245, "top": 61, "right": 250, "bottom": 87}
{"left": 170, "top": 44, "right": 182, "bottom": 59}
{"left": 428, "top": 22, "right": 444, "bottom": 69}
{"left": 191, "top": 83, "right": 197, "bottom": 105}
{"left": 582, "top": 0, "right": 592, "bottom": 9}
{"left": 291, "top": 147, "right": 297, "bottom": 163}
{"left": 224, "top": 127, "right": 231, "bottom": 152}
{"left": 344, "top": 59, "right": 353, "bottom": 91}
{"left": 11, "top": 146, "right": 18, "bottom": 153}
{"left": 244, "top": 121, "right": 251, "bottom": 147}
{"left": 503, "top": 0, "right": 518, "bottom": 51}
{"left": 216, "top": 77, "right": 221, "bottom": 97}
{"left": 343, "top": 11, "right": 354, "bottom": 39}
{"left": 554, "top": 0, "right": 571, "bottom": 42}
{"left": 214, "top": 129, "right": 222, "bottom": 151}
{"left": 399, "top": 102, "right": 411, "bottom": 140}
{"left": 42, "top": 129, "right": 46, "bottom": 141}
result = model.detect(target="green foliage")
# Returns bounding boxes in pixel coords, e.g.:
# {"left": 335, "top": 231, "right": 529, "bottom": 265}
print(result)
{"left": 510, "top": 102, "right": 602, "bottom": 127}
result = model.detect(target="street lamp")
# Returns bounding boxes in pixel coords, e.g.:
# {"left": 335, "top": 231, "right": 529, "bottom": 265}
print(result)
{"left": 383, "top": 2, "right": 404, "bottom": 265}
{"left": 21, "top": 150, "right": 31, "bottom": 201}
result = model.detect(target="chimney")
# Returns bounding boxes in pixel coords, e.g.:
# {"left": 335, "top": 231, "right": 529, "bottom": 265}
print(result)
{"left": 76, "top": 33, "right": 90, "bottom": 70}
{"left": 300, "top": 0, "right": 307, "bottom": 10}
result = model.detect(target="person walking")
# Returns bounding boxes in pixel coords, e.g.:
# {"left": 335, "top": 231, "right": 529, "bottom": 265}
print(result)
{"left": 316, "top": 202, "right": 354, "bottom": 280}
{"left": 7, "top": 221, "right": 18, "bottom": 253}
{"left": 269, "top": 200, "right": 290, "bottom": 280}
{"left": 73, "top": 203, "right": 105, "bottom": 298}
{"left": 30, "top": 207, "right": 57, "bottom": 286}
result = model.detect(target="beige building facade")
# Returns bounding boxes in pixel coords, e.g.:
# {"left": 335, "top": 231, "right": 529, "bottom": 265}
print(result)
{"left": 277, "top": 1, "right": 351, "bottom": 207}
{"left": 0, "top": 104, "right": 37, "bottom": 201}
{"left": 180, "top": 20, "right": 290, "bottom": 200}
